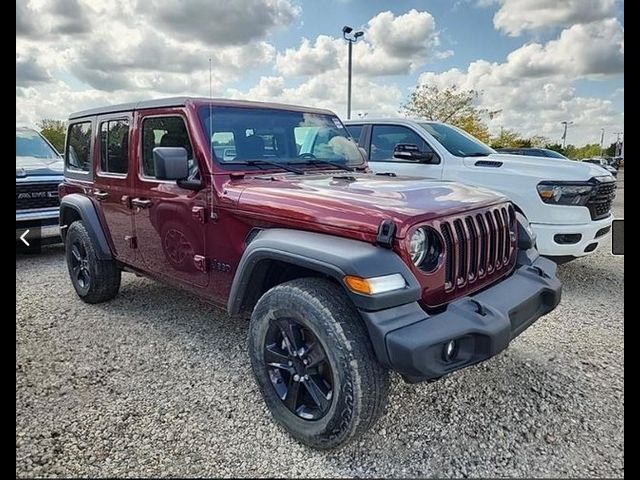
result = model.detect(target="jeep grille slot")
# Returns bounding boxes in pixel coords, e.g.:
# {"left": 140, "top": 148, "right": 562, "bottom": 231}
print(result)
{"left": 440, "top": 204, "right": 516, "bottom": 294}
{"left": 441, "top": 222, "right": 454, "bottom": 290}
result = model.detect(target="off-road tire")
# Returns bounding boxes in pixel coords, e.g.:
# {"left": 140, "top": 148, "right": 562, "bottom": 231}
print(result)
{"left": 65, "top": 220, "right": 121, "bottom": 304}
{"left": 248, "top": 277, "right": 390, "bottom": 449}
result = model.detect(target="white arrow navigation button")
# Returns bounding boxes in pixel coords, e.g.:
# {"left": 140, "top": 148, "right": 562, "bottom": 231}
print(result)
{"left": 20, "top": 230, "right": 30, "bottom": 247}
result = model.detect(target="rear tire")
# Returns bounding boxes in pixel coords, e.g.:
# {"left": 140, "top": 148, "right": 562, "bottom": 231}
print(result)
{"left": 65, "top": 220, "right": 121, "bottom": 303}
{"left": 248, "top": 277, "right": 390, "bottom": 449}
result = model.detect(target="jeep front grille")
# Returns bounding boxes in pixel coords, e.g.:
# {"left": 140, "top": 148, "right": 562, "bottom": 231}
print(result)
{"left": 440, "top": 204, "right": 516, "bottom": 292}
{"left": 16, "top": 183, "right": 60, "bottom": 210}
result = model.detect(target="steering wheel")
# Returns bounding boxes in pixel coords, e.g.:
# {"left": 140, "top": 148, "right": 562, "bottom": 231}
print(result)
{"left": 298, "top": 152, "right": 317, "bottom": 160}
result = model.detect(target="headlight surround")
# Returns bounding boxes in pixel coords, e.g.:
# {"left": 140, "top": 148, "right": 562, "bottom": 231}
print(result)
{"left": 537, "top": 182, "right": 595, "bottom": 206}
{"left": 408, "top": 227, "right": 442, "bottom": 272}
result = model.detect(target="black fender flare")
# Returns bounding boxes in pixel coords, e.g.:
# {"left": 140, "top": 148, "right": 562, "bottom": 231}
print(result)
{"left": 227, "top": 228, "right": 421, "bottom": 314}
{"left": 59, "top": 194, "right": 113, "bottom": 260}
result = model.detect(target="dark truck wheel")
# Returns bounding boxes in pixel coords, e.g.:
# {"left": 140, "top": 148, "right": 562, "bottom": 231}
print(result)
{"left": 248, "top": 277, "right": 390, "bottom": 449}
{"left": 65, "top": 220, "right": 121, "bottom": 304}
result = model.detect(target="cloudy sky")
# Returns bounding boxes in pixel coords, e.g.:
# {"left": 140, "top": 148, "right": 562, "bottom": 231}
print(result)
{"left": 16, "top": 0, "right": 624, "bottom": 146}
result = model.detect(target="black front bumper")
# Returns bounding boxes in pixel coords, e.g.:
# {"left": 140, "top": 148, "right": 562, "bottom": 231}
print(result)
{"left": 359, "top": 250, "right": 562, "bottom": 382}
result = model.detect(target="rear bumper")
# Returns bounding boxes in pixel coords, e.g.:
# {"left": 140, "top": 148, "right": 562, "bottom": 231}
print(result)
{"left": 359, "top": 251, "right": 561, "bottom": 381}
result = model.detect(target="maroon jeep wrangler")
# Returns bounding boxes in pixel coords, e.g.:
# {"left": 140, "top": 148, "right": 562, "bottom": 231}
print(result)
{"left": 59, "top": 97, "right": 561, "bottom": 449}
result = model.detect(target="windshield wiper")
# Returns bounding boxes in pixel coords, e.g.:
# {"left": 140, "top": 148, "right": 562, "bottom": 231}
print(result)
{"left": 294, "top": 159, "right": 354, "bottom": 172}
{"left": 226, "top": 160, "right": 304, "bottom": 175}
{"left": 465, "top": 152, "right": 491, "bottom": 157}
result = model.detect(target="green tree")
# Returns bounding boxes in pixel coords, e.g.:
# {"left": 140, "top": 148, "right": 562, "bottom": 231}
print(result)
{"left": 572, "top": 143, "right": 602, "bottom": 159}
{"left": 402, "top": 84, "right": 496, "bottom": 141}
{"left": 37, "top": 119, "right": 66, "bottom": 153}
{"left": 457, "top": 114, "right": 491, "bottom": 144}
{"left": 490, "top": 129, "right": 529, "bottom": 148}
{"left": 605, "top": 142, "right": 617, "bottom": 157}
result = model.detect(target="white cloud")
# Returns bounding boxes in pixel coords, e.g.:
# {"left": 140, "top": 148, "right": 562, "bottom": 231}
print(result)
{"left": 491, "top": 0, "right": 616, "bottom": 36}
{"left": 276, "top": 36, "right": 340, "bottom": 76}
{"left": 275, "top": 9, "right": 446, "bottom": 77}
{"left": 228, "top": 73, "right": 403, "bottom": 118}
{"left": 138, "top": 0, "right": 300, "bottom": 46}
{"left": 418, "top": 55, "right": 623, "bottom": 145}
{"left": 16, "top": 0, "right": 281, "bottom": 114}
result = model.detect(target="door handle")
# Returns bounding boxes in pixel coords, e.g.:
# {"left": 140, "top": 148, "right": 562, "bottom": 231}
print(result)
{"left": 131, "top": 198, "right": 152, "bottom": 209}
{"left": 93, "top": 191, "right": 109, "bottom": 201}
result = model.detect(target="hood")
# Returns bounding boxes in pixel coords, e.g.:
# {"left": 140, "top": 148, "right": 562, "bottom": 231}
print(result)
{"left": 16, "top": 156, "right": 64, "bottom": 178}
{"left": 483, "top": 153, "right": 614, "bottom": 181}
{"left": 229, "top": 172, "right": 508, "bottom": 238}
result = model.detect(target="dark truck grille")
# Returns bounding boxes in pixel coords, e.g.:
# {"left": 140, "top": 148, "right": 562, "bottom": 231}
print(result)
{"left": 16, "top": 182, "right": 60, "bottom": 210}
{"left": 440, "top": 204, "right": 516, "bottom": 292}
{"left": 587, "top": 180, "right": 616, "bottom": 220}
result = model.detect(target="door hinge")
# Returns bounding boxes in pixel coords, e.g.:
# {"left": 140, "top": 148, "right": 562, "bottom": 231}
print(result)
{"left": 192, "top": 206, "right": 206, "bottom": 224}
{"left": 193, "top": 254, "right": 208, "bottom": 272}
{"left": 125, "top": 235, "right": 137, "bottom": 249}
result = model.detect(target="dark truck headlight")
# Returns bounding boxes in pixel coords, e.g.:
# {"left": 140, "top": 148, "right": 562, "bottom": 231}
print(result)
{"left": 537, "top": 182, "right": 594, "bottom": 206}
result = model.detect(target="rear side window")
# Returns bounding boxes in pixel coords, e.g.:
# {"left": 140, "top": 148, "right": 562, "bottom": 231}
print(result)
{"left": 346, "top": 124, "right": 363, "bottom": 144}
{"left": 141, "top": 116, "right": 194, "bottom": 178}
{"left": 66, "top": 122, "right": 92, "bottom": 172}
{"left": 100, "top": 119, "right": 129, "bottom": 174}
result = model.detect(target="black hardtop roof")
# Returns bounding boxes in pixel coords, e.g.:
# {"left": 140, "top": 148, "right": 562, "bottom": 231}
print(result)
{"left": 68, "top": 97, "right": 336, "bottom": 120}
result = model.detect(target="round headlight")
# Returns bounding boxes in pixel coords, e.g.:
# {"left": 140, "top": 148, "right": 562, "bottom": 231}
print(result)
{"left": 409, "top": 227, "right": 442, "bottom": 272}
{"left": 409, "top": 228, "right": 427, "bottom": 266}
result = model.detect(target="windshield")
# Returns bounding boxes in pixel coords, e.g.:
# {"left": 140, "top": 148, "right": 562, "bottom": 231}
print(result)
{"left": 16, "top": 129, "right": 59, "bottom": 160}
{"left": 543, "top": 149, "right": 569, "bottom": 159}
{"left": 419, "top": 122, "right": 495, "bottom": 157}
{"left": 199, "top": 106, "right": 364, "bottom": 169}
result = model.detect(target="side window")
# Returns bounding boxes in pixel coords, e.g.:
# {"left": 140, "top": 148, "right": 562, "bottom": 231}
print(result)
{"left": 370, "top": 125, "right": 430, "bottom": 162}
{"left": 65, "top": 122, "right": 92, "bottom": 172}
{"left": 100, "top": 119, "right": 129, "bottom": 174}
{"left": 212, "top": 131, "right": 236, "bottom": 161}
{"left": 346, "top": 124, "right": 363, "bottom": 144}
{"left": 141, "top": 116, "right": 194, "bottom": 178}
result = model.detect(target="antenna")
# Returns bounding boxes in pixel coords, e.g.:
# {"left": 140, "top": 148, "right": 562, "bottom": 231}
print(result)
{"left": 208, "top": 57, "right": 213, "bottom": 167}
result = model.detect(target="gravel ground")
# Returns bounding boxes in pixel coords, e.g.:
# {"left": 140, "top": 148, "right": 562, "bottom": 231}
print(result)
{"left": 16, "top": 172, "right": 624, "bottom": 478}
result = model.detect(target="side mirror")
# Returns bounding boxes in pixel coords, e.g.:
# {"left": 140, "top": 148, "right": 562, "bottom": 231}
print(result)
{"left": 153, "top": 147, "right": 189, "bottom": 180}
{"left": 393, "top": 143, "right": 434, "bottom": 163}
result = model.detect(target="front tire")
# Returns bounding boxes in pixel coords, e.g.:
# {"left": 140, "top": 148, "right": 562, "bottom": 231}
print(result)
{"left": 248, "top": 277, "right": 390, "bottom": 449}
{"left": 65, "top": 220, "right": 121, "bottom": 304}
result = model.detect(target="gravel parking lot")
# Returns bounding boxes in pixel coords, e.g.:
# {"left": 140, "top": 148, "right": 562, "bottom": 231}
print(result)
{"left": 16, "top": 172, "right": 624, "bottom": 478}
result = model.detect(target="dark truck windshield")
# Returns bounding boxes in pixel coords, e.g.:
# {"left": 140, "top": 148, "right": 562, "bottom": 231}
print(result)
{"left": 16, "top": 128, "right": 59, "bottom": 160}
{"left": 199, "top": 107, "right": 364, "bottom": 169}
{"left": 419, "top": 122, "right": 495, "bottom": 157}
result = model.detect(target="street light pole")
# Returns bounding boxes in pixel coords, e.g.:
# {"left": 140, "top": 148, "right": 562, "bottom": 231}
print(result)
{"left": 347, "top": 40, "right": 352, "bottom": 120}
{"left": 342, "top": 25, "right": 364, "bottom": 120}
{"left": 600, "top": 128, "right": 605, "bottom": 157}
{"left": 560, "top": 121, "right": 573, "bottom": 149}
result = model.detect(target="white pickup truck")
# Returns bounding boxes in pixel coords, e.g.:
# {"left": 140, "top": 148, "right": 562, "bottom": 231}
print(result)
{"left": 345, "top": 118, "right": 617, "bottom": 263}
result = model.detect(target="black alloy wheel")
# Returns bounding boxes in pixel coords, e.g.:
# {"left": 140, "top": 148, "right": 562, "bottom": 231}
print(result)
{"left": 70, "top": 240, "right": 91, "bottom": 289}
{"left": 264, "top": 317, "right": 333, "bottom": 420}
